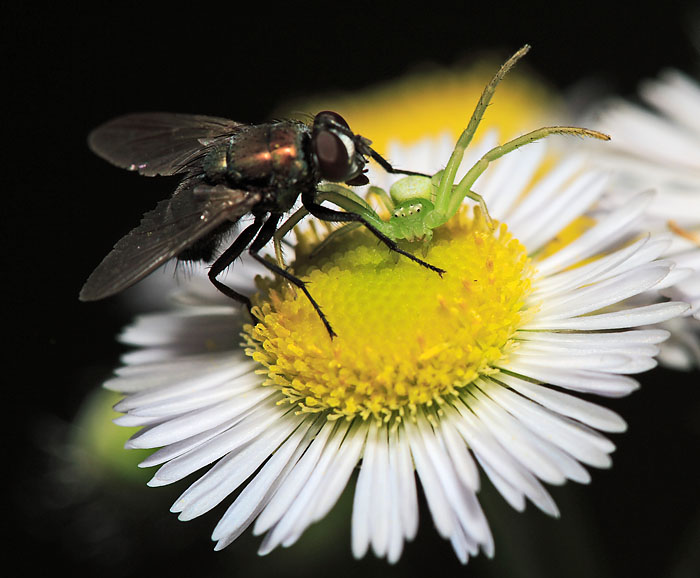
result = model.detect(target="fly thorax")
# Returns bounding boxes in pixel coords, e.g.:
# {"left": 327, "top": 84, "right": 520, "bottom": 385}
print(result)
{"left": 226, "top": 126, "right": 274, "bottom": 187}
{"left": 226, "top": 122, "right": 312, "bottom": 213}
{"left": 269, "top": 126, "right": 310, "bottom": 209}
{"left": 390, "top": 198, "right": 434, "bottom": 241}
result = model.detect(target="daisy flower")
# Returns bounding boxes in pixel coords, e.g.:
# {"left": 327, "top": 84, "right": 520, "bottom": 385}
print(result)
{"left": 585, "top": 69, "right": 700, "bottom": 368}
{"left": 107, "top": 125, "right": 688, "bottom": 563}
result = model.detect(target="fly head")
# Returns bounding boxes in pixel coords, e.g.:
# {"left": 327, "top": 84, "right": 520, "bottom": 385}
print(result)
{"left": 311, "top": 111, "right": 374, "bottom": 186}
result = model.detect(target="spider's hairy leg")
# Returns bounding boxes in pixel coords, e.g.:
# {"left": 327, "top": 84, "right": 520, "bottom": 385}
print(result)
{"left": 434, "top": 44, "right": 531, "bottom": 217}
{"left": 447, "top": 126, "right": 610, "bottom": 219}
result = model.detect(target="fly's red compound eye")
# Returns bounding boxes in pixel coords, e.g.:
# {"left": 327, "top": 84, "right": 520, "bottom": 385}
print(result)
{"left": 313, "top": 129, "right": 352, "bottom": 181}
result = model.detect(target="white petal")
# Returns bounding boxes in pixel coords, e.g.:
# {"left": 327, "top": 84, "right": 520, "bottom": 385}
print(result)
{"left": 653, "top": 265, "right": 693, "bottom": 290}
{"left": 515, "top": 341, "right": 660, "bottom": 364}
{"left": 173, "top": 412, "right": 302, "bottom": 520}
{"left": 125, "top": 387, "right": 276, "bottom": 449}
{"left": 437, "top": 420, "right": 480, "bottom": 491}
{"left": 351, "top": 419, "right": 379, "bottom": 559}
{"left": 119, "top": 308, "right": 239, "bottom": 348}
{"left": 386, "top": 428, "right": 409, "bottom": 563}
{"left": 117, "top": 372, "right": 261, "bottom": 417}
{"left": 498, "top": 373, "right": 627, "bottom": 432}
{"left": 417, "top": 418, "right": 494, "bottom": 552}
{"left": 309, "top": 420, "right": 368, "bottom": 525}
{"left": 107, "top": 351, "right": 254, "bottom": 394}
{"left": 524, "top": 301, "right": 690, "bottom": 330}
{"left": 534, "top": 190, "right": 653, "bottom": 276}
{"left": 466, "top": 387, "right": 585, "bottom": 484}
{"left": 404, "top": 419, "right": 454, "bottom": 538}
{"left": 113, "top": 413, "right": 166, "bottom": 428}
{"left": 517, "top": 328, "right": 670, "bottom": 345}
{"left": 139, "top": 419, "right": 242, "bottom": 468}
{"left": 478, "top": 140, "right": 545, "bottom": 220}
{"left": 510, "top": 350, "right": 637, "bottom": 372}
{"left": 502, "top": 363, "right": 639, "bottom": 397}
{"left": 391, "top": 424, "right": 419, "bottom": 540}
{"left": 532, "top": 236, "right": 667, "bottom": 299}
{"left": 447, "top": 404, "right": 559, "bottom": 516}
{"left": 477, "top": 457, "right": 526, "bottom": 512}
{"left": 516, "top": 333, "right": 661, "bottom": 355}
{"left": 516, "top": 172, "right": 608, "bottom": 253}
{"left": 211, "top": 418, "right": 318, "bottom": 550}
{"left": 261, "top": 420, "right": 353, "bottom": 553}
{"left": 506, "top": 156, "right": 585, "bottom": 228}
{"left": 641, "top": 69, "right": 700, "bottom": 133}
{"left": 535, "top": 264, "right": 671, "bottom": 320}
{"left": 368, "top": 423, "right": 391, "bottom": 558}
{"left": 253, "top": 418, "right": 335, "bottom": 538}
{"left": 120, "top": 347, "right": 183, "bottom": 365}
{"left": 148, "top": 402, "right": 285, "bottom": 486}
{"left": 481, "top": 383, "right": 614, "bottom": 469}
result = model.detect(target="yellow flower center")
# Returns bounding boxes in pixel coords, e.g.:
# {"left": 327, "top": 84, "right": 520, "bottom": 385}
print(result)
{"left": 243, "top": 208, "right": 535, "bottom": 422}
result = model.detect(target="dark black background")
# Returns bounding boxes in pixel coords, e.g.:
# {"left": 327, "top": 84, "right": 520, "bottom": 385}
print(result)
{"left": 5, "top": 2, "right": 700, "bottom": 577}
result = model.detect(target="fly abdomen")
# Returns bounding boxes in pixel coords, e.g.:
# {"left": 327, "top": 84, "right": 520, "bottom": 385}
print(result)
{"left": 177, "top": 220, "right": 233, "bottom": 262}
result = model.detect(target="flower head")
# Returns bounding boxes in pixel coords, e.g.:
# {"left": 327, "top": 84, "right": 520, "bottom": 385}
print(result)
{"left": 108, "top": 132, "right": 687, "bottom": 563}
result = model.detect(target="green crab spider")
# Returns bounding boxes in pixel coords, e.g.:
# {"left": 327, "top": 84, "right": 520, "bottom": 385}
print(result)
{"left": 273, "top": 44, "right": 609, "bottom": 268}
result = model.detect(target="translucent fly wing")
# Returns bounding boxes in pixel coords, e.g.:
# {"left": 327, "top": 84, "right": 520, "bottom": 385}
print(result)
{"left": 88, "top": 113, "right": 242, "bottom": 176}
{"left": 79, "top": 182, "right": 262, "bottom": 300}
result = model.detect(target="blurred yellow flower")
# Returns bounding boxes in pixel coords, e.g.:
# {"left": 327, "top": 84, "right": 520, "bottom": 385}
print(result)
{"left": 280, "top": 56, "right": 561, "bottom": 154}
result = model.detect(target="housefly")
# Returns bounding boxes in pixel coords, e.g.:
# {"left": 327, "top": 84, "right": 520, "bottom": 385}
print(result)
{"left": 80, "top": 111, "right": 444, "bottom": 337}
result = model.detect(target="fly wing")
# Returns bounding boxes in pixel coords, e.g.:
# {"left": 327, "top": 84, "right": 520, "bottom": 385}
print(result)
{"left": 79, "top": 181, "right": 262, "bottom": 300}
{"left": 88, "top": 113, "right": 243, "bottom": 176}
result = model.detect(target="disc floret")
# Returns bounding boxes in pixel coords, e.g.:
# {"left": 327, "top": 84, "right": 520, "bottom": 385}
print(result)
{"left": 244, "top": 207, "right": 534, "bottom": 422}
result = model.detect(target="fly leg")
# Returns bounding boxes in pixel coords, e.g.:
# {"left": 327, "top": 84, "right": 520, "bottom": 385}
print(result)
{"left": 208, "top": 215, "right": 265, "bottom": 312}
{"left": 367, "top": 148, "right": 430, "bottom": 178}
{"left": 248, "top": 213, "right": 337, "bottom": 338}
{"left": 301, "top": 191, "right": 445, "bottom": 276}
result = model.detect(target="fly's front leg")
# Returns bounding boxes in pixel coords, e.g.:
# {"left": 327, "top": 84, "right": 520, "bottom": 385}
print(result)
{"left": 302, "top": 191, "right": 445, "bottom": 276}
{"left": 367, "top": 148, "right": 430, "bottom": 178}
